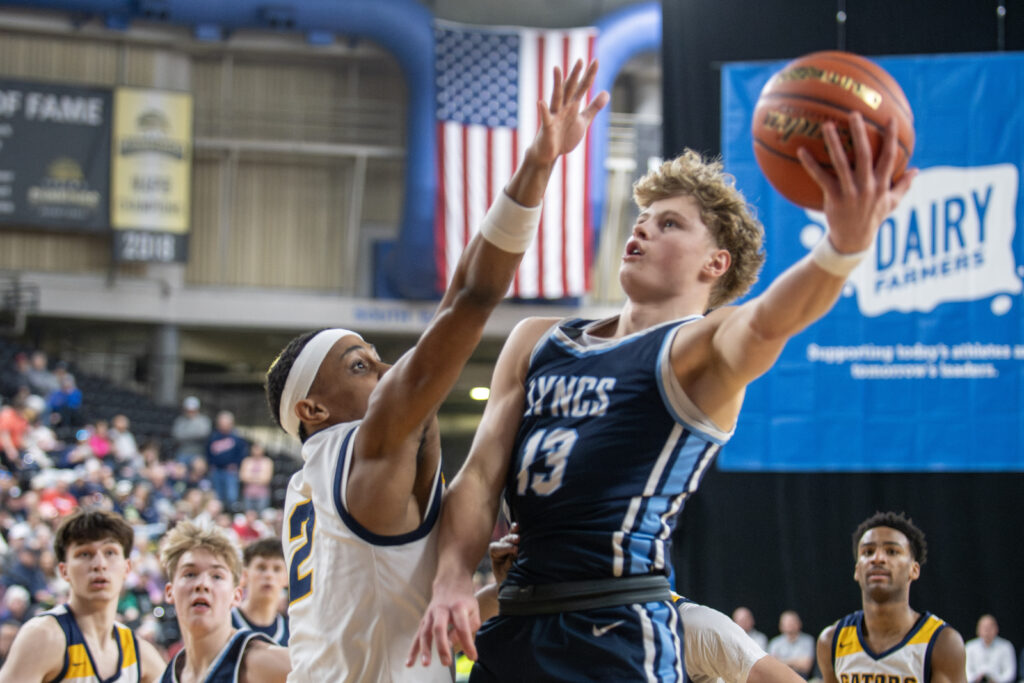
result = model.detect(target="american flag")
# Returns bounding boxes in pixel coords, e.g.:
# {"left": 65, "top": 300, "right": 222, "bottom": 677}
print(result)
{"left": 434, "top": 21, "right": 598, "bottom": 299}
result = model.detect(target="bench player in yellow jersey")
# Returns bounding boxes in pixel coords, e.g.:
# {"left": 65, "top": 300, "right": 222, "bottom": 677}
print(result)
{"left": 818, "top": 512, "right": 966, "bottom": 683}
{"left": 0, "top": 508, "right": 166, "bottom": 683}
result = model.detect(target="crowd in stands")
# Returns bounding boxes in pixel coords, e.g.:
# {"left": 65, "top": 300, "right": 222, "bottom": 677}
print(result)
{"left": 0, "top": 341, "right": 297, "bottom": 662}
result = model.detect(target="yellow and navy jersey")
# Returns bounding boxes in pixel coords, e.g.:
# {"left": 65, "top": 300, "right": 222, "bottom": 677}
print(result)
{"left": 504, "top": 316, "right": 732, "bottom": 585}
{"left": 40, "top": 604, "right": 141, "bottom": 683}
{"left": 831, "top": 610, "right": 947, "bottom": 683}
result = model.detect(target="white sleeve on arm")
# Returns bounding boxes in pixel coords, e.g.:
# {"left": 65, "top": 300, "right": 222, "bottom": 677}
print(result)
{"left": 680, "top": 602, "right": 767, "bottom": 683}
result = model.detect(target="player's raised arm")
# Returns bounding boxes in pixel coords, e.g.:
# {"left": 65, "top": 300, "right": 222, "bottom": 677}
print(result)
{"left": 687, "top": 113, "right": 917, "bottom": 407}
{"left": 357, "top": 59, "right": 607, "bottom": 455}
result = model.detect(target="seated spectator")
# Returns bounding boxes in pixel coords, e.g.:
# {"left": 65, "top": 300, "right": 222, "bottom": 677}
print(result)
{"left": 87, "top": 420, "right": 113, "bottom": 459}
{"left": 24, "top": 351, "right": 58, "bottom": 399}
{"left": 171, "top": 395, "right": 211, "bottom": 465}
{"left": 37, "top": 472, "right": 78, "bottom": 520}
{"left": 21, "top": 395, "right": 59, "bottom": 470}
{"left": 966, "top": 614, "right": 1016, "bottom": 683}
{"left": 240, "top": 442, "right": 274, "bottom": 512}
{"left": 109, "top": 414, "right": 140, "bottom": 469}
{"left": 46, "top": 374, "right": 82, "bottom": 437}
{"left": 185, "top": 455, "right": 212, "bottom": 492}
{"left": 0, "top": 398, "right": 30, "bottom": 474}
{"left": 733, "top": 605, "right": 769, "bottom": 650}
{"left": 0, "top": 586, "right": 33, "bottom": 626}
{"left": 57, "top": 429, "right": 94, "bottom": 469}
{"left": 0, "top": 353, "right": 30, "bottom": 402}
{"left": 1, "top": 547, "right": 50, "bottom": 606}
{"left": 768, "top": 610, "right": 815, "bottom": 679}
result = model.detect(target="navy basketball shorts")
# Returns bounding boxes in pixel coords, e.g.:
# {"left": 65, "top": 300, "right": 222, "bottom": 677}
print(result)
{"left": 470, "top": 600, "right": 685, "bottom": 682}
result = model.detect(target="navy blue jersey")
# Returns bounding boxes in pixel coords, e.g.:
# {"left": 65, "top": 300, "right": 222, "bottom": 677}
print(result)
{"left": 160, "top": 629, "right": 273, "bottom": 683}
{"left": 230, "top": 607, "right": 289, "bottom": 646}
{"left": 504, "top": 316, "right": 732, "bottom": 586}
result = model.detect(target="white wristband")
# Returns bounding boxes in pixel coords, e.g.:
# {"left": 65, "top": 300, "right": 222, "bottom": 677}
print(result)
{"left": 479, "top": 191, "right": 542, "bottom": 254}
{"left": 811, "top": 237, "right": 869, "bottom": 278}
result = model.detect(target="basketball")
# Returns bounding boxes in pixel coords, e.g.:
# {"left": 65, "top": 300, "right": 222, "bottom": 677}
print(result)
{"left": 751, "top": 50, "right": 914, "bottom": 210}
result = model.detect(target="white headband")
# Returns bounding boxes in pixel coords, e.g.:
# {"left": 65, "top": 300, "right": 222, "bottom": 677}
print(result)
{"left": 279, "top": 328, "right": 362, "bottom": 439}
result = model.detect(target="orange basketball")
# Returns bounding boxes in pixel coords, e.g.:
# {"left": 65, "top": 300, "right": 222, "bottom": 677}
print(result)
{"left": 751, "top": 50, "right": 914, "bottom": 210}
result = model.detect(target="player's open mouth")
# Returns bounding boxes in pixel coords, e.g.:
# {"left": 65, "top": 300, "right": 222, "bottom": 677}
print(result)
{"left": 90, "top": 579, "right": 109, "bottom": 589}
{"left": 191, "top": 598, "right": 212, "bottom": 609}
{"left": 625, "top": 239, "right": 644, "bottom": 257}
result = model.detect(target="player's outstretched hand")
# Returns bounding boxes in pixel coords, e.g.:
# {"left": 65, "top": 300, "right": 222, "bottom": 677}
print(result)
{"left": 489, "top": 522, "right": 519, "bottom": 584}
{"left": 408, "top": 574, "right": 481, "bottom": 668}
{"left": 527, "top": 59, "right": 610, "bottom": 167}
{"left": 797, "top": 112, "right": 917, "bottom": 254}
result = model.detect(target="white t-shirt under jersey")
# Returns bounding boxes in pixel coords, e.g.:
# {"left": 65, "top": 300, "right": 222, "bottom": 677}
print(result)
{"left": 679, "top": 601, "right": 767, "bottom": 683}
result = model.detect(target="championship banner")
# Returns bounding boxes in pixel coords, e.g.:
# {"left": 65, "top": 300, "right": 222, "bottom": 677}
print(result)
{"left": 111, "top": 87, "right": 193, "bottom": 263}
{"left": 721, "top": 52, "right": 1024, "bottom": 471}
{"left": 0, "top": 78, "right": 111, "bottom": 231}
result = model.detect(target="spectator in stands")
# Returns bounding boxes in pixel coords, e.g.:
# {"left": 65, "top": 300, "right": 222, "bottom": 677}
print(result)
{"left": 0, "top": 586, "right": 32, "bottom": 626}
{"left": 24, "top": 351, "right": 58, "bottom": 398}
{"left": 966, "top": 614, "right": 1016, "bottom": 683}
{"left": 733, "top": 605, "right": 769, "bottom": 650}
{"left": 88, "top": 419, "right": 113, "bottom": 459}
{"left": 206, "top": 410, "right": 248, "bottom": 511}
{"left": 21, "top": 395, "right": 58, "bottom": 470}
{"left": 0, "top": 619, "right": 19, "bottom": 668}
{"left": 0, "top": 353, "right": 30, "bottom": 401}
{"left": 37, "top": 472, "right": 78, "bottom": 519}
{"left": 2, "top": 546, "right": 50, "bottom": 605}
{"left": 768, "top": 610, "right": 816, "bottom": 679}
{"left": 58, "top": 428, "right": 94, "bottom": 469}
{"left": 171, "top": 395, "right": 211, "bottom": 464}
{"left": 239, "top": 442, "right": 273, "bottom": 512}
{"left": 185, "top": 454, "right": 212, "bottom": 492}
{"left": 0, "top": 397, "right": 29, "bottom": 473}
{"left": 46, "top": 373, "right": 83, "bottom": 436}
{"left": 109, "top": 413, "right": 141, "bottom": 469}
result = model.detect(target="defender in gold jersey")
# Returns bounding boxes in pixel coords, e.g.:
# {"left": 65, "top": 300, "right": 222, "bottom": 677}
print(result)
{"left": 0, "top": 509, "right": 166, "bottom": 682}
{"left": 818, "top": 512, "right": 966, "bottom": 683}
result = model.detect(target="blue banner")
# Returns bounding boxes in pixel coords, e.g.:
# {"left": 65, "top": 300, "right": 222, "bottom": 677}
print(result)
{"left": 721, "top": 52, "right": 1024, "bottom": 471}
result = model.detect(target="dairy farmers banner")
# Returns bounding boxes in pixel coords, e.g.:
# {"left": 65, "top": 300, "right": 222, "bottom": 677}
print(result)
{"left": 721, "top": 52, "right": 1024, "bottom": 471}
{"left": 0, "top": 79, "right": 112, "bottom": 231}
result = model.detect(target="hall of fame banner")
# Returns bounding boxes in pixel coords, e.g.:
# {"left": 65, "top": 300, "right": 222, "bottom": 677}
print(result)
{"left": 721, "top": 52, "right": 1024, "bottom": 471}
{"left": 111, "top": 87, "right": 193, "bottom": 263}
{"left": 0, "top": 79, "right": 111, "bottom": 231}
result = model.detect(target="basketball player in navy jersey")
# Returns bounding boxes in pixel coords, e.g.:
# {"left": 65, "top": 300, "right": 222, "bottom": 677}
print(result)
{"left": 264, "top": 60, "right": 608, "bottom": 681}
{"left": 159, "top": 521, "right": 290, "bottom": 683}
{"left": 231, "top": 539, "right": 289, "bottom": 646}
{"left": 817, "top": 512, "right": 966, "bottom": 683}
{"left": 410, "top": 111, "right": 917, "bottom": 680}
{"left": 0, "top": 508, "right": 166, "bottom": 682}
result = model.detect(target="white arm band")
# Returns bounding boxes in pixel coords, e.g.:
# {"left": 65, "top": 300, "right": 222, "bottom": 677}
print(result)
{"left": 479, "top": 191, "right": 542, "bottom": 254}
{"left": 811, "top": 236, "right": 870, "bottom": 278}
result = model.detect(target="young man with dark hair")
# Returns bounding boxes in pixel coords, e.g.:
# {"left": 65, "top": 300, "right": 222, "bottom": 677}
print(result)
{"left": 267, "top": 61, "right": 607, "bottom": 681}
{"left": 231, "top": 539, "right": 289, "bottom": 646}
{"left": 159, "top": 520, "right": 289, "bottom": 683}
{"left": 0, "top": 508, "right": 166, "bottom": 682}
{"left": 817, "top": 512, "right": 966, "bottom": 683}
{"left": 411, "top": 108, "right": 918, "bottom": 678}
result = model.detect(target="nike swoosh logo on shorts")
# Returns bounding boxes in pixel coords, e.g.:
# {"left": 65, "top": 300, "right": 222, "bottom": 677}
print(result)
{"left": 592, "top": 620, "right": 626, "bottom": 637}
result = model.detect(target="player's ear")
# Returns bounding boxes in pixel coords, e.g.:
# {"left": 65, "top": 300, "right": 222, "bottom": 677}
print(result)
{"left": 164, "top": 582, "right": 174, "bottom": 604}
{"left": 232, "top": 583, "right": 244, "bottom": 608}
{"left": 909, "top": 561, "right": 920, "bottom": 581}
{"left": 58, "top": 561, "right": 69, "bottom": 582}
{"left": 703, "top": 248, "right": 731, "bottom": 278}
{"left": 295, "top": 398, "right": 327, "bottom": 426}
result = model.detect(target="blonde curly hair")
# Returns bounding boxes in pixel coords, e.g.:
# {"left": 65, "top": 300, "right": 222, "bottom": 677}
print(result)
{"left": 160, "top": 519, "right": 242, "bottom": 585}
{"left": 632, "top": 150, "right": 765, "bottom": 309}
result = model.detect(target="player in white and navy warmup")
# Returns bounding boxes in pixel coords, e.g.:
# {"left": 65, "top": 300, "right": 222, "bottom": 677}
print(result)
{"left": 265, "top": 61, "right": 608, "bottom": 682}
{"left": 818, "top": 512, "right": 966, "bottom": 683}
{"left": 411, "top": 108, "right": 917, "bottom": 679}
